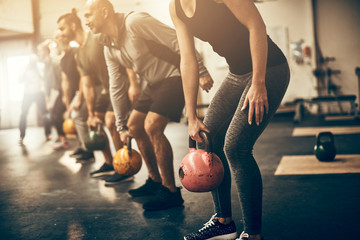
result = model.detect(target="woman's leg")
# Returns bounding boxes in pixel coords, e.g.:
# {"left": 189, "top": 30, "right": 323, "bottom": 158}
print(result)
{"left": 204, "top": 71, "right": 252, "bottom": 218}
{"left": 224, "top": 63, "right": 290, "bottom": 235}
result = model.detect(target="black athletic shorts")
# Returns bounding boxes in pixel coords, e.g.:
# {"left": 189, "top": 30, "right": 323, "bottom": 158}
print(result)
{"left": 133, "top": 76, "right": 185, "bottom": 122}
{"left": 94, "top": 92, "right": 113, "bottom": 113}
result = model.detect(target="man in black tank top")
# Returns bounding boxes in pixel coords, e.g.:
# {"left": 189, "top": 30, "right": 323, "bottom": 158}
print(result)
{"left": 56, "top": 37, "right": 95, "bottom": 159}
{"left": 57, "top": 10, "right": 140, "bottom": 184}
{"left": 171, "top": 0, "right": 289, "bottom": 240}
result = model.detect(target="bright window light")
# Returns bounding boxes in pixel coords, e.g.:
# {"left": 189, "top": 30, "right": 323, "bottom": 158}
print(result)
{"left": 7, "top": 56, "right": 29, "bottom": 102}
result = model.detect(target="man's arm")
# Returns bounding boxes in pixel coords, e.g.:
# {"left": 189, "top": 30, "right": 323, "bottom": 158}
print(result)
{"left": 81, "top": 72, "right": 101, "bottom": 127}
{"left": 104, "top": 47, "right": 131, "bottom": 132}
{"left": 61, "top": 71, "right": 71, "bottom": 110}
{"left": 126, "top": 68, "right": 141, "bottom": 104}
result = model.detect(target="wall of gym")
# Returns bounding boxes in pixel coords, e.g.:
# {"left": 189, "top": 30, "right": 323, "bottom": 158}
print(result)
{"left": 0, "top": 0, "right": 359, "bottom": 129}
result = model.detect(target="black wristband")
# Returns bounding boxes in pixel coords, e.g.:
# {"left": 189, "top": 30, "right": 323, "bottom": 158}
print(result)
{"left": 118, "top": 125, "right": 128, "bottom": 133}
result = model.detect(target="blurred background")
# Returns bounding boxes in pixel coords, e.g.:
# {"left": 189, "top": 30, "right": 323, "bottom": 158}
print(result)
{"left": 0, "top": 0, "right": 359, "bottom": 129}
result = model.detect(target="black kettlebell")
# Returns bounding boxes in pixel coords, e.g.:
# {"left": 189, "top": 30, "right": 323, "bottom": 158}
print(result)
{"left": 85, "top": 125, "right": 107, "bottom": 151}
{"left": 314, "top": 132, "right": 336, "bottom": 162}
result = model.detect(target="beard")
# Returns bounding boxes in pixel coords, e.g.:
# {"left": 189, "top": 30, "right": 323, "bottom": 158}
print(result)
{"left": 63, "top": 29, "right": 76, "bottom": 42}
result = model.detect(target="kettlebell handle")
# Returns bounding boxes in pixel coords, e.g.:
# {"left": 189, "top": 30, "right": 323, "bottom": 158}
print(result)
{"left": 88, "top": 124, "right": 103, "bottom": 132}
{"left": 126, "top": 136, "right": 132, "bottom": 157}
{"left": 316, "top": 131, "right": 334, "bottom": 145}
{"left": 189, "top": 131, "right": 213, "bottom": 153}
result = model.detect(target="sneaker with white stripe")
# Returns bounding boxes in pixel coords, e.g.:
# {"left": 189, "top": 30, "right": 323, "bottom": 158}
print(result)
{"left": 184, "top": 214, "right": 237, "bottom": 240}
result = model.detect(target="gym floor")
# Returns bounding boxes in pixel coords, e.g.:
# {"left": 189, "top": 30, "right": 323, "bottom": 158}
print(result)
{"left": 0, "top": 113, "right": 359, "bottom": 240}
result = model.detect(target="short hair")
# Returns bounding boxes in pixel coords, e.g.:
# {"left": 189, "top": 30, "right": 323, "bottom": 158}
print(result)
{"left": 57, "top": 8, "right": 83, "bottom": 31}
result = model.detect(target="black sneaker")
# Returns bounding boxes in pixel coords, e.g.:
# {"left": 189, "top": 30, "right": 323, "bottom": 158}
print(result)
{"left": 70, "top": 148, "right": 86, "bottom": 158}
{"left": 90, "top": 163, "right": 115, "bottom": 177}
{"left": 128, "top": 178, "right": 162, "bottom": 197}
{"left": 236, "top": 232, "right": 264, "bottom": 240}
{"left": 105, "top": 172, "right": 134, "bottom": 186}
{"left": 76, "top": 151, "right": 94, "bottom": 161}
{"left": 142, "top": 186, "right": 184, "bottom": 211}
{"left": 184, "top": 214, "right": 237, "bottom": 240}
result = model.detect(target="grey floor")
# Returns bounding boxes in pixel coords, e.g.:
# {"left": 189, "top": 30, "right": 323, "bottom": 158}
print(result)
{"left": 0, "top": 114, "right": 359, "bottom": 240}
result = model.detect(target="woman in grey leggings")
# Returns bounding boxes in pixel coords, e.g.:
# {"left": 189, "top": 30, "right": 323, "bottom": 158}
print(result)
{"left": 170, "top": 0, "right": 290, "bottom": 239}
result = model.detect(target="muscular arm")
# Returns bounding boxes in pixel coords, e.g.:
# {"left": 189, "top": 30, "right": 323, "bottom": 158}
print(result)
{"left": 126, "top": 68, "right": 141, "bottom": 104}
{"left": 104, "top": 47, "right": 131, "bottom": 132}
{"left": 170, "top": 0, "right": 209, "bottom": 141}
{"left": 77, "top": 76, "right": 84, "bottom": 105}
{"left": 81, "top": 74, "right": 96, "bottom": 118}
{"left": 61, "top": 71, "right": 71, "bottom": 109}
{"left": 224, "top": 0, "right": 267, "bottom": 85}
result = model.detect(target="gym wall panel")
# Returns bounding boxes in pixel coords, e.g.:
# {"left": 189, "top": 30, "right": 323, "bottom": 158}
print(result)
{"left": 0, "top": 0, "right": 33, "bottom": 36}
{"left": 38, "top": 0, "right": 87, "bottom": 40}
{"left": 256, "top": 0, "right": 317, "bottom": 104}
{"left": 37, "top": 0, "right": 173, "bottom": 41}
{"left": 316, "top": 0, "right": 360, "bottom": 106}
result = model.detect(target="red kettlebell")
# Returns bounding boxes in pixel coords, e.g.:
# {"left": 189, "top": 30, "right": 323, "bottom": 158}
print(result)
{"left": 179, "top": 131, "right": 224, "bottom": 192}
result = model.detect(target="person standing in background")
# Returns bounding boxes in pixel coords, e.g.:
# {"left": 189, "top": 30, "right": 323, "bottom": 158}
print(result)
{"left": 18, "top": 54, "right": 51, "bottom": 145}
{"left": 37, "top": 41, "right": 69, "bottom": 150}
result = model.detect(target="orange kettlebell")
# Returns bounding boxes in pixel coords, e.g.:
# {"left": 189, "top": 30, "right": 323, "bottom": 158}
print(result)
{"left": 179, "top": 131, "right": 224, "bottom": 192}
{"left": 63, "top": 118, "right": 76, "bottom": 134}
{"left": 113, "top": 136, "right": 142, "bottom": 176}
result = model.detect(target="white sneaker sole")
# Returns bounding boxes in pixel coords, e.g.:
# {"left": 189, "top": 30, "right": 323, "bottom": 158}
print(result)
{"left": 184, "top": 232, "right": 237, "bottom": 240}
{"left": 90, "top": 170, "right": 115, "bottom": 178}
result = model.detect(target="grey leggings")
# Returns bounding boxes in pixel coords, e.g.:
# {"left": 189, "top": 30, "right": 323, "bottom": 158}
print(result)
{"left": 204, "top": 63, "right": 290, "bottom": 235}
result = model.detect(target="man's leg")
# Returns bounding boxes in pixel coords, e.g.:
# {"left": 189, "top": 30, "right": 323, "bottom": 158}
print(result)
{"left": 101, "top": 111, "right": 134, "bottom": 184}
{"left": 68, "top": 96, "right": 93, "bottom": 156}
{"left": 127, "top": 110, "right": 162, "bottom": 183}
{"left": 138, "top": 111, "right": 183, "bottom": 211}
{"left": 144, "top": 112, "right": 176, "bottom": 192}
{"left": 104, "top": 111, "right": 122, "bottom": 151}
{"left": 89, "top": 111, "right": 117, "bottom": 177}
{"left": 94, "top": 112, "right": 113, "bottom": 165}
{"left": 36, "top": 92, "right": 51, "bottom": 139}
{"left": 19, "top": 94, "right": 34, "bottom": 142}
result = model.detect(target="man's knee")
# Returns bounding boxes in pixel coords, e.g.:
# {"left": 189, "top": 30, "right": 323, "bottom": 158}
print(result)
{"left": 128, "top": 120, "right": 145, "bottom": 138}
{"left": 144, "top": 114, "right": 167, "bottom": 139}
{"left": 104, "top": 112, "right": 115, "bottom": 130}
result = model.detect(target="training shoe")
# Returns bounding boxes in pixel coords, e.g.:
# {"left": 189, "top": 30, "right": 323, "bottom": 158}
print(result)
{"left": 128, "top": 178, "right": 162, "bottom": 197}
{"left": 105, "top": 172, "right": 134, "bottom": 185}
{"left": 184, "top": 214, "right": 237, "bottom": 240}
{"left": 90, "top": 163, "right": 115, "bottom": 177}
{"left": 76, "top": 151, "right": 94, "bottom": 161}
{"left": 142, "top": 186, "right": 184, "bottom": 211}
{"left": 53, "top": 141, "right": 70, "bottom": 150}
{"left": 70, "top": 148, "right": 87, "bottom": 158}
{"left": 236, "top": 232, "right": 264, "bottom": 240}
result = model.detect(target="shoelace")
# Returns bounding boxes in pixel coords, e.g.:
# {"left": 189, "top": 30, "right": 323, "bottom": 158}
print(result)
{"left": 199, "top": 214, "right": 217, "bottom": 232}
